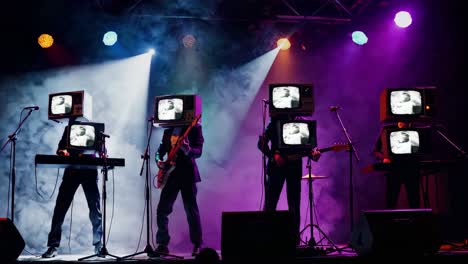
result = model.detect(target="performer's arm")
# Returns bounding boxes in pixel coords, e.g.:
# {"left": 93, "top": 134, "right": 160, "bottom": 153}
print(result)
{"left": 257, "top": 122, "right": 273, "bottom": 158}
{"left": 57, "top": 126, "right": 70, "bottom": 156}
{"left": 373, "top": 130, "right": 390, "bottom": 163}
{"left": 180, "top": 125, "right": 204, "bottom": 159}
{"left": 156, "top": 130, "right": 168, "bottom": 162}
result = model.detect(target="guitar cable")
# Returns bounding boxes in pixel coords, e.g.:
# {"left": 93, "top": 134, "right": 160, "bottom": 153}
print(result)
{"left": 34, "top": 166, "right": 60, "bottom": 201}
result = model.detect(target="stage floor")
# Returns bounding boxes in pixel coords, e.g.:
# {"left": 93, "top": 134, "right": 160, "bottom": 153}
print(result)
{"left": 14, "top": 244, "right": 468, "bottom": 264}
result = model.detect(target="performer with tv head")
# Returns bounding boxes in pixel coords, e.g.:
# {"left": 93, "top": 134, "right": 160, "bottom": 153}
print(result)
{"left": 42, "top": 116, "right": 103, "bottom": 258}
{"left": 153, "top": 118, "right": 204, "bottom": 257}
{"left": 258, "top": 115, "right": 321, "bottom": 245}
{"left": 373, "top": 121, "right": 421, "bottom": 209}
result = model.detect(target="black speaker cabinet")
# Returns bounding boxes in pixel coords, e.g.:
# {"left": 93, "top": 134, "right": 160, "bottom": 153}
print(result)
{"left": 221, "top": 210, "right": 296, "bottom": 262}
{"left": 350, "top": 209, "right": 441, "bottom": 256}
{"left": 0, "top": 218, "right": 25, "bottom": 262}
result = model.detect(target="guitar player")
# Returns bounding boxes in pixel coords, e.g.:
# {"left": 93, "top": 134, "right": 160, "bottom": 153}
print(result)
{"left": 153, "top": 121, "right": 204, "bottom": 257}
{"left": 42, "top": 119, "right": 103, "bottom": 258}
{"left": 258, "top": 115, "right": 321, "bottom": 245}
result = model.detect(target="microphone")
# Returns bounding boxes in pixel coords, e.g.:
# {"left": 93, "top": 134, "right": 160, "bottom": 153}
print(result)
{"left": 329, "top": 105, "right": 340, "bottom": 112}
{"left": 24, "top": 105, "right": 39, "bottom": 110}
{"left": 100, "top": 131, "right": 110, "bottom": 138}
{"left": 262, "top": 99, "right": 269, "bottom": 104}
{"left": 50, "top": 119, "right": 62, "bottom": 124}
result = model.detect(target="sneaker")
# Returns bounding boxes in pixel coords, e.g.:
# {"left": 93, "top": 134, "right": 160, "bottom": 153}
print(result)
{"left": 150, "top": 244, "right": 169, "bottom": 258}
{"left": 42, "top": 247, "right": 58, "bottom": 258}
{"left": 192, "top": 245, "right": 200, "bottom": 256}
{"left": 94, "top": 245, "right": 103, "bottom": 257}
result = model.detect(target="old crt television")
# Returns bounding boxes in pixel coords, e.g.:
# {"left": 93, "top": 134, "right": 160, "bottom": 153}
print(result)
{"left": 48, "top": 90, "right": 93, "bottom": 120}
{"left": 276, "top": 119, "right": 317, "bottom": 154}
{"left": 269, "top": 83, "right": 314, "bottom": 117}
{"left": 380, "top": 87, "right": 435, "bottom": 122}
{"left": 153, "top": 94, "right": 202, "bottom": 127}
{"left": 380, "top": 126, "right": 431, "bottom": 158}
{"left": 67, "top": 121, "right": 105, "bottom": 151}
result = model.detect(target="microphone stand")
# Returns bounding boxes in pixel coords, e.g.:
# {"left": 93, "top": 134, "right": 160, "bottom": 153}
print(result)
{"left": 1, "top": 108, "right": 36, "bottom": 223}
{"left": 120, "top": 118, "right": 183, "bottom": 260}
{"left": 331, "top": 107, "right": 360, "bottom": 234}
{"left": 434, "top": 127, "right": 468, "bottom": 159}
{"left": 79, "top": 133, "right": 120, "bottom": 261}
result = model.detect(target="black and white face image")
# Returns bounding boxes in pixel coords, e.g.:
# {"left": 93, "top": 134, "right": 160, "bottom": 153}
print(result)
{"left": 158, "top": 98, "right": 183, "bottom": 120}
{"left": 390, "top": 91, "right": 422, "bottom": 114}
{"left": 70, "top": 125, "right": 95, "bottom": 147}
{"left": 272, "top": 86, "right": 300, "bottom": 109}
{"left": 390, "top": 130, "right": 420, "bottom": 154}
{"left": 283, "top": 123, "right": 309, "bottom": 145}
{"left": 51, "top": 95, "right": 72, "bottom": 114}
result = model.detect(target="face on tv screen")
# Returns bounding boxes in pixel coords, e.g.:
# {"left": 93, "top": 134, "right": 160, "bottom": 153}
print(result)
{"left": 70, "top": 125, "right": 96, "bottom": 147}
{"left": 390, "top": 130, "right": 420, "bottom": 154}
{"left": 158, "top": 98, "right": 183, "bottom": 120}
{"left": 390, "top": 90, "right": 422, "bottom": 115}
{"left": 51, "top": 95, "right": 72, "bottom": 115}
{"left": 272, "top": 86, "right": 300, "bottom": 109}
{"left": 282, "top": 122, "right": 309, "bottom": 145}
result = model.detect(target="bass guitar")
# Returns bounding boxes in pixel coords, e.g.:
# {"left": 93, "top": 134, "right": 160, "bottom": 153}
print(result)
{"left": 154, "top": 114, "right": 201, "bottom": 189}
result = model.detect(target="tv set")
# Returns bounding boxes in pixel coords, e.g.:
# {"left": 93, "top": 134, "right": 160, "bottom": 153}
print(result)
{"left": 276, "top": 119, "right": 317, "bottom": 155}
{"left": 67, "top": 121, "right": 105, "bottom": 151}
{"left": 269, "top": 84, "right": 314, "bottom": 117}
{"left": 48, "top": 90, "right": 93, "bottom": 120}
{"left": 380, "top": 87, "right": 435, "bottom": 123}
{"left": 153, "top": 94, "right": 202, "bottom": 127}
{"left": 380, "top": 126, "right": 432, "bottom": 158}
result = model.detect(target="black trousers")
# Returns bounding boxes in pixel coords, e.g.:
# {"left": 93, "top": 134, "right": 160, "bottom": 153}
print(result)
{"left": 264, "top": 160, "right": 302, "bottom": 244}
{"left": 47, "top": 169, "right": 103, "bottom": 248}
{"left": 156, "top": 170, "right": 202, "bottom": 247}
{"left": 386, "top": 165, "right": 421, "bottom": 209}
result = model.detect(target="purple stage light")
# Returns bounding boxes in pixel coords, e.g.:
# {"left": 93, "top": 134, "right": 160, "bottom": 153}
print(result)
{"left": 394, "top": 11, "right": 412, "bottom": 28}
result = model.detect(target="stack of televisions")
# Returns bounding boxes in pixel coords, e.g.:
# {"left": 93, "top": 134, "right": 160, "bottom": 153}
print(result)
{"left": 379, "top": 87, "right": 436, "bottom": 158}
{"left": 48, "top": 91, "right": 204, "bottom": 150}
{"left": 48, "top": 90, "right": 105, "bottom": 153}
{"left": 268, "top": 83, "right": 316, "bottom": 155}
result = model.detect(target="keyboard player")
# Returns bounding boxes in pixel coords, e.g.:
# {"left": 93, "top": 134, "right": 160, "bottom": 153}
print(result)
{"left": 42, "top": 119, "right": 103, "bottom": 258}
{"left": 373, "top": 121, "right": 421, "bottom": 209}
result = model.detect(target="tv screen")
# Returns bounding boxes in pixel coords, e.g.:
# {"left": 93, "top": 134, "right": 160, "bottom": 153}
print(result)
{"left": 282, "top": 122, "right": 309, "bottom": 145}
{"left": 158, "top": 98, "right": 183, "bottom": 120}
{"left": 269, "top": 83, "right": 314, "bottom": 117}
{"left": 389, "top": 130, "right": 420, "bottom": 154}
{"left": 67, "top": 122, "right": 104, "bottom": 151}
{"left": 48, "top": 90, "right": 93, "bottom": 120}
{"left": 153, "top": 94, "right": 202, "bottom": 127}
{"left": 272, "top": 86, "right": 300, "bottom": 109}
{"left": 390, "top": 90, "right": 422, "bottom": 115}
{"left": 51, "top": 95, "right": 72, "bottom": 115}
{"left": 277, "top": 119, "right": 317, "bottom": 154}
{"left": 380, "top": 126, "right": 432, "bottom": 158}
{"left": 380, "top": 87, "right": 435, "bottom": 123}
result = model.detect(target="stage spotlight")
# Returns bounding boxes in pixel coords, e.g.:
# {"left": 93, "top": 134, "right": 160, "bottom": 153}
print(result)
{"left": 277, "top": 38, "right": 291, "bottom": 51}
{"left": 38, "top": 34, "right": 54, "bottom": 48}
{"left": 182, "top": 34, "right": 196, "bottom": 48}
{"left": 394, "top": 11, "right": 412, "bottom": 28}
{"left": 352, "top": 31, "right": 368, "bottom": 45}
{"left": 102, "top": 31, "right": 118, "bottom": 46}
{"left": 147, "top": 48, "right": 155, "bottom": 56}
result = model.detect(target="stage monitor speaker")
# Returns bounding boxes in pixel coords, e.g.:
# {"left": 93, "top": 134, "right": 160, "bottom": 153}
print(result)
{"left": 350, "top": 209, "right": 441, "bottom": 256}
{"left": 221, "top": 210, "right": 296, "bottom": 262}
{"left": 0, "top": 218, "right": 25, "bottom": 262}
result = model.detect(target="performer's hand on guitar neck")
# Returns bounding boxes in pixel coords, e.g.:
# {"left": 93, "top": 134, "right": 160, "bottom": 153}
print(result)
{"left": 57, "top": 149, "right": 70, "bottom": 157}
{"left": 310, "top": 147, "right": 321, "bottom": 162}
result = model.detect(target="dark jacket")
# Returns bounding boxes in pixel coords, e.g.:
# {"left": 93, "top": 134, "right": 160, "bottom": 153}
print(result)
{"left": 157, "top": 124, "right": 204, "bottom": 183}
